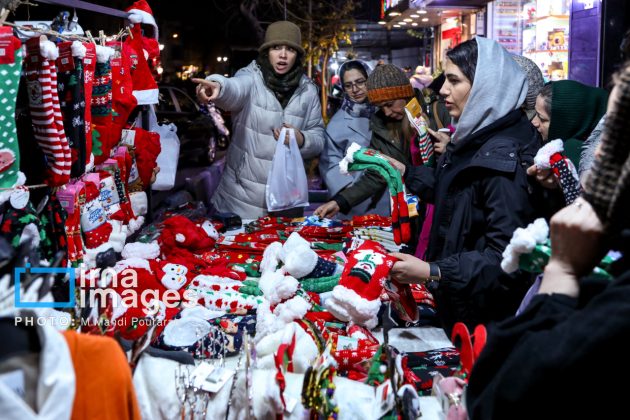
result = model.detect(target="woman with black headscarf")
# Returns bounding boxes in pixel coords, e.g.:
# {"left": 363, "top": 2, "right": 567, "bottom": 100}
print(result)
{"left": 466, "top": 61, "right": 630, "bottom": 420}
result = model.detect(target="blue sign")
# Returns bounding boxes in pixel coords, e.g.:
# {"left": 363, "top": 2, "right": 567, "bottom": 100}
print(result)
{"left": 14, "top": 263, "right": 75, "bottom": 308}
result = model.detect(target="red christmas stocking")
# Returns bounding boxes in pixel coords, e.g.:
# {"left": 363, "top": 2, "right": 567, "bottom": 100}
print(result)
{"left": 325, "top": 240, "right": 397, "bottom": 329}
{"left": 131, "top": 128, "right": 161, "bottom": 188}
{"left": 57, "top": 180, "right": 86, "bottom": 266}
{"left": 24, "top": 36, "right": 71, "bottom": 186}
{"left": 80, "top": 180, "right": 126, "bottom": 259}
{"left": 108, "top": 42, "right": 138, "bottom": 134}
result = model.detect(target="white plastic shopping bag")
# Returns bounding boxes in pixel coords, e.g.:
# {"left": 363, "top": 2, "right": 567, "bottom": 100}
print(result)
{"left": 265, "top": 127, "right": 309, "bottom": 211}
{"left": 146, "top": 105, "right": 181, "bottom": 191}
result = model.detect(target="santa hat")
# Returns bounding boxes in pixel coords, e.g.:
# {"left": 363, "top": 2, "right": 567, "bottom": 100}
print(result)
{"left": 124, "top": 28, "right": 158, "bottom": 105}
{"left": 159, "top": 215, "right": 217, "bottom": 256}
{"left": 325, "top": 240, "right": 396, "bottom": 329}
{"left": 126, "top": 0, "right": 158, "bottom": 40}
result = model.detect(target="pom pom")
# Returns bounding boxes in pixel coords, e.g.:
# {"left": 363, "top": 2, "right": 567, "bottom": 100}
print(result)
{"left": 121, "top": 241, "right": 160, "bottom": 260}
{"left": 283, "top": 244, "right": 318, "bottom": 279}
{"left": 175, "top": 233, "right": 186, "bottom": 243}
{"left": 39, "top": 39, "right": 59, "bottom": 60}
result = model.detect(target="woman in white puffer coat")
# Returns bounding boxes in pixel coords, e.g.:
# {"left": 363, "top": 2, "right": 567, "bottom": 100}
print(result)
{"left": 193, "top": 21, "right": 325, "bottom": 219}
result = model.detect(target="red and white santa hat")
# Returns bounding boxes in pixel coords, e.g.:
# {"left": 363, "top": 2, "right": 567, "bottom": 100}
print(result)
{"left": 126, "top": 0, "right": 158, "bottom": 39}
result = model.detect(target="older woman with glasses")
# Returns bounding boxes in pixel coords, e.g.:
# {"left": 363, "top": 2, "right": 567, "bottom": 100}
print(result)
{"left": 318, "top": 60, "right": 390, "bottom": 218}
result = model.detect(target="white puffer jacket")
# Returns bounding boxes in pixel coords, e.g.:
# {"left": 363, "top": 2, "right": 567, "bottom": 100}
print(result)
{"left": 207, "top": 61, "right": 325, "bottom": 218}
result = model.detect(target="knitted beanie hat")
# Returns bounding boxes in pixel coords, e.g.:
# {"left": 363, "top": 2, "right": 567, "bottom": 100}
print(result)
{"left": 367, "top": 64, "right": 414, "bottom": 104}
{"left": 259, "top": 21, "right": 304, "bottom": 55}
{"left": 512, "top": 54, "right": 544, "bottom": 117}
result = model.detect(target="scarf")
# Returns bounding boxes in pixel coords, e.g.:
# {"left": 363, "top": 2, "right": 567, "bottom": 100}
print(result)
{"left": 340, "top": 96, "right": 376, "bottom": 119}
{"left": 582, "top": 64, "right": 630, "bottom": 234}
{"left": 256, "top": 53, "right": 304, "bottom": 108}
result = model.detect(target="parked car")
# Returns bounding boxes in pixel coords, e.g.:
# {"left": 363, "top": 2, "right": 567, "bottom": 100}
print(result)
{"left": 156, "top": 85, "right": 230, "bottom": 165}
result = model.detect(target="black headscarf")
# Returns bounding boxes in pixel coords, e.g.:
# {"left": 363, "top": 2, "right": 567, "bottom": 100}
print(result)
{"left": 256, "top": 50, "right": 304, "bottom": 108}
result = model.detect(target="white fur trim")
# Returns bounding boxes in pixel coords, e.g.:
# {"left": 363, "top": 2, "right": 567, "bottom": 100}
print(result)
{"left": 345, "top": 142, "right": 362, "bottom": 163}
{"left": 259, "top": 270, "right": 298, "bottom": 305}
{"left": 260, "top": 241, "right": 283, "bottom": 274}
{"left": 126, "top": 216, "right": 145, "bottom": 236}
{"left": 327, "top": 285, "right": 381, "bottom": 330}
{"left": 279, "top": 232, "right": 310, "bottom": 262}
{"left": 122, "top": 241, "right": 160, "bottom": 260}
{"left": 127, "top": 9, "right": 158, "bottom": 37}
{"left": 95, "top": 45, "right": 115, "bottom": 63}
{"left": 500, "top": 244, "right": 519, "bottom": 274}
{"left": 322, "top": 296, "right": 351, "bottom": 322}
{"left": 40, "top": 39, "right": 59, "bottom": 60}
{"left": 85, "top": 154, "right": 95, "bottom": 172}
{"left": 201, "top": 220, "right": 219, "bottom": 240}
{"left": 114, "top": 257, "right": 152, "bottom": 274}
{"left": 534, "top": 139, "right": 564, "bottom": 168}
{"left": 20, "top": 223, "right": 40, "bottom": 248}
{"left": 129, "top": 191, "right": 148, "bottom": 216}
{"left": 501, "top": 218, "right": 550, "bottom": 273}
{"left": 283, "top": 244, "right": 318, "bottom": 279}
{"left": 273, "top": 295, "right": 311, "bottom": 324}
{"left": 0, "top": 173, "right": 26, "bottom": 205}
{"left": 339, "top": 158, "right": 350, "bottom": 175}
{"left": 71, "top": 41, "right": 86, "bottom": 58}
{"left": 132, "top": 88, "right": 159, "bottom": 106}
{"left": 530, "top": 218, "right": 549, "bottom": 243}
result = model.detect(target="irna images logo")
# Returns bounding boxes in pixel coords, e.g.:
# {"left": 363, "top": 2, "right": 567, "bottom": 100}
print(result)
{"left": 14, "top": 263, "right": 75, "bottom": 308}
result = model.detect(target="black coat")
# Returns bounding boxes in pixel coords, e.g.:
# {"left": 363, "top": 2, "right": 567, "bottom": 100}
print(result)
{"left": 405, "top": 109, "right": 540, "bottom": 332}
{"left": 466, "top": 251, "right": 630, "bottom": 420}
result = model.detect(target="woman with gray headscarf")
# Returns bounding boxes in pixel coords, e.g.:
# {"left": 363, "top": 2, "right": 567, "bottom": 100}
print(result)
{"left": 466, "top": 61, "right": 630, "bottom": 420}
{"left": 387, "top": 37, "right": 541, "bottom": 332}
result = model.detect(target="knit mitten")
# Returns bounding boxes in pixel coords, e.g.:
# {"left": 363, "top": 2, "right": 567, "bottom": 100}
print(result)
{"left": 534, "top": 139, "right": 581, "bottom": 205}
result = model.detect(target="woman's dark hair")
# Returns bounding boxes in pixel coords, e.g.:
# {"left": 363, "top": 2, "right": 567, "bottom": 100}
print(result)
{"left": 538, "top": 82, "right": 553, "bottom": 115}
{"left": 445, "top": 39, "right": 478, "bottom": 84}
{"left": 339, "top": 60, "right": 369, "bottom": 82}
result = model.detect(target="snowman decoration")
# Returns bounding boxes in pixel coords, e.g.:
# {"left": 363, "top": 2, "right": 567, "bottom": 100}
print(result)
{"left": 160, "top": 263, "right": 188, "bottom": 290}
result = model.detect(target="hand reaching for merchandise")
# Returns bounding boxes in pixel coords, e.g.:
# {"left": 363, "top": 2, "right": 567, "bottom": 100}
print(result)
{"left": 389, "top": 252, "right": 431, "bottom": 284}
{"left": 527, "top": 164, "right": 560, "bottom": 189}
{"left": 273, "top": 123, "right": 304, "bottom": 147}
{"left": 383, "top": 155, "right": 406, "bottom": 176}
{"left": 192, "top": 78, "right": 220, "bottom": 102}
{"left": 313, "top": 200, "right": 340, "bottom": 219}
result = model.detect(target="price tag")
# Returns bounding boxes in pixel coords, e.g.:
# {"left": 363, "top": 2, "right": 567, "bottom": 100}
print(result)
{"left": 121, "top": 129, "right": 136, "bottom": 146}
{"left": 10, "top": 186, "right": 30, "bottom": 209}
{"left": 336, "top": 335, "right": 358, "bottom": 351}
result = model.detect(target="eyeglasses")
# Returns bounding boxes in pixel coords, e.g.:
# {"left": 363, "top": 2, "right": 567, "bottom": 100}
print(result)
{"left": 343, "top": 79, "right": 367, "bottom": 91}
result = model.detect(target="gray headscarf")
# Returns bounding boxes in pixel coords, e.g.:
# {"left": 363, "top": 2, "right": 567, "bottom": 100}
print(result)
{"left": 452, "top": 36, "right": 528, "bottom": 143}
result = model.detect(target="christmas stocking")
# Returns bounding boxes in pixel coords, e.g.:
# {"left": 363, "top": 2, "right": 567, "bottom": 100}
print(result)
{"left": 131, "top": 127, "right": 161, "bottom": 188}
{"left": 0, "top": 30, "right": 23, "bottom": 189}
{"left": 57, "top": 180, "right": 86, "bottom": 266}
{"left": 96, "top": 171, "right": 126, "bottom": 222}
{"left": 107, "top": 42, "right": 138, "bottom": 134}
{"left": 80, "top": 180, "right": 126, "bottom": 262}
{"left": 24, "top": 36, "right": 71, "bottom": 186}
{"left": 123, "top": 144, "right": 148, "bottom": 217}
{"left": 340, "top": 143, "right": 410, "bottom": 244}
{"left": 39, "top": 194, "right": 69, "bottom": 263}
{"left": 534, "top": 139, "right": 581, "bottom": 205}
{"left": 124, "top": 24, "right": 159, "bottom": 105}
{"left": 82, "top": 42, "right": 96, "bottom": 170}
{"left": 0, "top": 193, "right": 52, "bottom": 262}
{"left": 57, "top": 41, "right": 87, "bottom": 177}
{"left": 91, "top": 45, "right": 116, "bottom": 165}
{"left": 113, "top": 146, "right": 144, "bottom": 228}
{"left": 324, "top": 240, "right": 397, "bottom": 329}
{"left": 282, "top": 241, "right": 343, "bottom": 279}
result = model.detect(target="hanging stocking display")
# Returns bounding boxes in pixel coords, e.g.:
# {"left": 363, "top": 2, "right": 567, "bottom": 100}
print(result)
{"left": 324, "top": 240, "right": 397, "bottom": 329}
{"left": 128, "top": 127, "right": 160, "bottom": 188}
{"left": 24, "top": 36, "right": 71, "bottom": 186}
{"left": 0, "top": 29, "right": 23, "bottom": 189}
{"left": 534, "top": 139, "right": 582, "bottom": 205}
{"left": 340, "top": 143, "right": 411, "bottom": 244}
{"left": 90, "top": 45, "right": 116, "bottom": 165}
{"left": 39, "top": 194, "right": 69, "bottom": 263}
{"left": 82, "top": 42, "right": 96, "bottom": 170}
{"left": 57, "top": 41, "right": 87, "bottom": 177}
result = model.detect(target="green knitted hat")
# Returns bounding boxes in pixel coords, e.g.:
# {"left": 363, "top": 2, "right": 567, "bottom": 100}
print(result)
{"left": 259, "top": 21, "right": 305, "bottom": 55}
{"left": 367, "top": 64, "right": 414, "bottom": 104}
{"left": 548, "top": 80, "right": 608, "bottom": 167}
